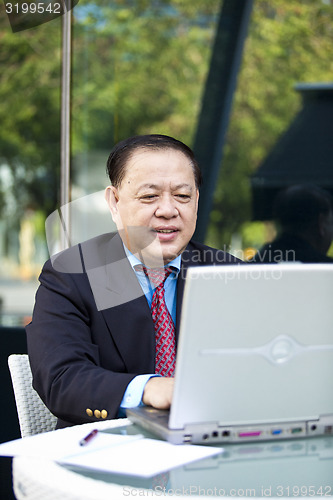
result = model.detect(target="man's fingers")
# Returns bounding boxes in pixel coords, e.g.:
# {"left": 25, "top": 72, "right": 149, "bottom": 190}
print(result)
{"left": 142, "top": 377, "right": 174, "bottom": 409}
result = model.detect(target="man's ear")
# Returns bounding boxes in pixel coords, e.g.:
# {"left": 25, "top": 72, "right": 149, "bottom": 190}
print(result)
{"left": 105, "top": 186, "right": 119, "bottom": 222}
{"left": 195, "top": 189, "right": 199, "bottom": 213}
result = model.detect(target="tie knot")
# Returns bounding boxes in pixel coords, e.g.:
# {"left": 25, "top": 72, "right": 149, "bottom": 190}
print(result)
{"left": 135, "top": 265, "right": 173, "bottom": 287}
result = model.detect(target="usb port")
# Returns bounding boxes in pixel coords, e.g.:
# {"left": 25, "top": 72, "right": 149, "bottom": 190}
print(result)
{"left": 183, "top": 434, "right": 192, "bottom": 443}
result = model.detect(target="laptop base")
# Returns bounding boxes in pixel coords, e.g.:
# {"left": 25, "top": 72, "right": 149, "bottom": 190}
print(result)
{"left": 127, "top": 408, "right": 333, "bottom": 445}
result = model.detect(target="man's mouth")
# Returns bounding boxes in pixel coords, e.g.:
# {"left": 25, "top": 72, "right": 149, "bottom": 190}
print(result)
{"left": 154, "top": 227, "right": 179, "bottom": 234}
{"left": 153, "top": 227, "right": 179, "bottom": 241}
{"left": 155, "top": 229, "right": 177, "bottom": 233}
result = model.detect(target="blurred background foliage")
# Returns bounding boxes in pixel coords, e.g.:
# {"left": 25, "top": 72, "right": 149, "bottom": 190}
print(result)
{"left": 0, "top": 0, "right": 332, "bottom": 251}
{"left": 0, "top": 16, "right": 61, "bottom": 219}
{"left": 71, "top": 0, "right": 219, "bottom": 156}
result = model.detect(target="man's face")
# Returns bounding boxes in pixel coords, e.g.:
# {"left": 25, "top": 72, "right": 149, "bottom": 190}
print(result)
{"left": 105, "top": 148, "right": 199, "bottom": 265}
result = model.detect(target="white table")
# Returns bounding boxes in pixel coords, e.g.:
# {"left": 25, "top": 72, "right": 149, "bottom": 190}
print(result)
{"left": 12, "top": 419, "right": 333, "bottom": 499}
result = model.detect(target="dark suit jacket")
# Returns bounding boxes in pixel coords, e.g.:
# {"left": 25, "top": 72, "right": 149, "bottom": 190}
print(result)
{"left": 26, "top": 233, "right": 240, "bottom": 428}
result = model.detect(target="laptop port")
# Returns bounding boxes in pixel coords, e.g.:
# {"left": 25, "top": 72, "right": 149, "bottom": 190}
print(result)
{"left": 291, "top": 427, "right": 303, "bottom": 434}
{"left": 212, "top": 431, "right": 219, "bottom": 438}
{"left": 222, "top": 430, "right": 230, "bottom": 437}
{"left": 324, "top": 426, "right": 333, "bottom": 434}
{"left": 183, "top": 434, "right": 192, "bottom": 443}
{"left": 271, "top": 429, "right": 283, "bottom": 435}
{"left": 310, "top": 424, "right": 317, "bottom": 431}
{"left": 238, "top": 431, "right": 262, "bottom": 438}
{"left": 202, "top": 433, "right": 209, "bottom": 440}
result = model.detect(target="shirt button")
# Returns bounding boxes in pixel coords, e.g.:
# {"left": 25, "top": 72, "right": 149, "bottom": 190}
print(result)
{"left": 86, "top": 408, "right": 93, "bottom": 417}
{"left": 101, "top": 410, "right": 108, "bottom": 419}
{"left": 94, "top": 409, "right": 101, "bottom": 418}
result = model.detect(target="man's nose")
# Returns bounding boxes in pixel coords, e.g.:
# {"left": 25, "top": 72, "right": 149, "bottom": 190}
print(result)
{"left": 155, "top": 194, "right": 178, "bottom": 218}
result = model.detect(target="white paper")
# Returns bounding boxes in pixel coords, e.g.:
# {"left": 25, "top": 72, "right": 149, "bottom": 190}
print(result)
{"left": 0, "top": 426, "right": 142, "bottom": 461}
{"left": 0, "top": 425, "right": 222, "bottom": 477}
{"left": 60, "top": 437, "right": 222, "bottom": 477}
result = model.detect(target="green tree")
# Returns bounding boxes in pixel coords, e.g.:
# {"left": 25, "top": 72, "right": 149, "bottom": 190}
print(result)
{"left": 71, "top": 0, "right": 220, "bottom": 154}
{"left": 0, "top": 16, "right": 62, "bottom": 218}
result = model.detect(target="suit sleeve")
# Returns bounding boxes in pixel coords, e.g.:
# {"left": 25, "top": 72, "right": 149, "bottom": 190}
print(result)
{"left": 26, "top": 259, "right": 136, "bottom": 427}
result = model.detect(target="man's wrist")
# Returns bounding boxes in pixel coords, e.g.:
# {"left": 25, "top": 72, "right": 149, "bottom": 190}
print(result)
{"left": 120, "top": 374, "right": 161, "bottom": 409}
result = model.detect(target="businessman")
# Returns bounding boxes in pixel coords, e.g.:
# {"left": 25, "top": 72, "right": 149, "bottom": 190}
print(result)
{"left": 27, "top": 134, "right": 241, "bottom": 428}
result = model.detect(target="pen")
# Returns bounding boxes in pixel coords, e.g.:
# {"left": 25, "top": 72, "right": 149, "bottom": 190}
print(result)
{"left": 79, "top": 429, "right": 98, "bottom": 446}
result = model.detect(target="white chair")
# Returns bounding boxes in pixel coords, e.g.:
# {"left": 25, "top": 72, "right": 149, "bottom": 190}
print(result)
{"left": 8, "top": 354, "right": 57, "bottom": 437}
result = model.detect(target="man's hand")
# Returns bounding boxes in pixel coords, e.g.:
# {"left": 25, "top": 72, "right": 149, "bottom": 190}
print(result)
{"left": 142, "top": 377, "right": 174, "bottom": 409}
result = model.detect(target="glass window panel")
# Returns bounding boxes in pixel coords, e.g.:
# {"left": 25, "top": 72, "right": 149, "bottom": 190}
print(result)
{"left": 207, "top": 0, "right": 333, "bottom": 264}
{"left": 0, "top": 15, "right": 62, "bottom": 326}
{"left": 70, "top": 0, "right": 220, "bottom": 240}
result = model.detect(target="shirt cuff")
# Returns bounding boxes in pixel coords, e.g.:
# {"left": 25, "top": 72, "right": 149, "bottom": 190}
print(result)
{"left": 120, "top": 374, "right": 161, "bottom": 409}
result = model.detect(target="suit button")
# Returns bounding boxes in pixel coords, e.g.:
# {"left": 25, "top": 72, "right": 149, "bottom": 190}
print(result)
{"left": 94, "top": 409, "right": 101, "bottom": 418}
{"left": 101, "top": 410, "right": 108, "bottom": 419}
{"left": 86, "top": 408, "right": 93, "bottom": 417}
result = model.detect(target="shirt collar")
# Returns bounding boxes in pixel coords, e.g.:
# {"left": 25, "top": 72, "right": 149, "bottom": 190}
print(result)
{"left": 123, "top": 243, "right": 181, "bottom": 274}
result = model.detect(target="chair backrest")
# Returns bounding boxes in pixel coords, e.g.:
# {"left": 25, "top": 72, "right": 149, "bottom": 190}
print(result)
{"left": 8, "top": 354, "right": 57, "bottom": 437}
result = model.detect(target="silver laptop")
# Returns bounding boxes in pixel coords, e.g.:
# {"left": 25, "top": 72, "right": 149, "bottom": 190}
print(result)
{"left": 127, "top": 263, "right": 333, "bottom": 444}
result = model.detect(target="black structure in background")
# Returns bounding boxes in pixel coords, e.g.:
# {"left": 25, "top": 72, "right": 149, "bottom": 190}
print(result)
{"left": 251, "top": 84, "right": 333, "bottom": 221}
{"left": 193, "top": 0, "right": 254, "bottom": 242}
{"left": 0, "top": 327, "right": 27, "bottom": 500}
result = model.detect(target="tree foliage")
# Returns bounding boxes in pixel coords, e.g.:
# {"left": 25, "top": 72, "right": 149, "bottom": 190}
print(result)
{"left": 71, "top": 0, "right": 220, "bottom": 153}
{"left": 0, "top": 16, "right": 62, "bottom": 218}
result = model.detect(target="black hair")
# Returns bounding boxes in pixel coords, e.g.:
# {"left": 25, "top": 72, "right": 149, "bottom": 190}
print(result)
{"left": 106, "top": 134, "right": 203, "bottom": 189}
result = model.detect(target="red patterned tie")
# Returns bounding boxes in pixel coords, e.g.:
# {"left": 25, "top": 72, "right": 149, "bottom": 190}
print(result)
{"left": 136, "top": 266, "right": 176, "bottom": 377}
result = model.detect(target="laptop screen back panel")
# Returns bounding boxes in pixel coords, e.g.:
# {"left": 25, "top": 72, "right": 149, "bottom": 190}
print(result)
{"left": 169, "top": 264, "right": 333, "bottom": 431}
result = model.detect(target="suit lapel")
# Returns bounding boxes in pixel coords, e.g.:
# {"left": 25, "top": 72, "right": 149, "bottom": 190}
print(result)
{"left": 83, "top": 236, "right": 201, "bottom": 371}
{"left": 82, "top": 233, "right": 155, "bottom": 373}
{"left": 101, "top": 294, "right": 155, "bottom": 373}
